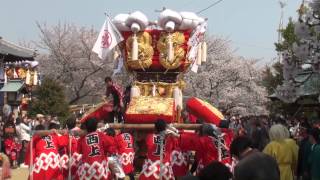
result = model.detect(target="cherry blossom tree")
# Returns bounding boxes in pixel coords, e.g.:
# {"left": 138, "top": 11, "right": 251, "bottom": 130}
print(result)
{"left": 282, "top": 1, "right": 320, "bottom": 78}
{"left": 185, "top": 36, "right": 268, "bottom": 116}
{"left": 35, "top": 22, "right": 129, "bottom": 105}
{"left": 273, "top": 0, "right": 320, "bottom": 104}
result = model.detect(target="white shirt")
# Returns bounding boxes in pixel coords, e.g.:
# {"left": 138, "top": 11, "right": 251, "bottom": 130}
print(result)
{"left": 16, "top": 123, "right": 31, "bottom": 141}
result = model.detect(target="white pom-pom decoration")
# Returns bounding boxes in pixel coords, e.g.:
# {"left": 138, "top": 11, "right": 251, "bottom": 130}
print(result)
{"left": 126, "top": 11, "right": 149, "bottom": 31}
{"left": 131, "top": 22, "right": 141, "bottom": 32}
{"left": 158, "top": 9, "right": 182, "bottom": 30}
{"left": 165, "top": 21, "right": 175, "bottom": 32}
{"left": 113, "top": 14, "right": 130, "bottom": 31}
{"left": 179, "top": 11, "right": 205, "bottom": 30}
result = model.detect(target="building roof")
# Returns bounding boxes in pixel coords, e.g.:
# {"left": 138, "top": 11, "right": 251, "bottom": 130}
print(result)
{"left": 0, "top": 80, "right": 24, "bottom": 92}
{"left": 0, "top": 37, "right": 36, "bottom": 61}
{"left": 270, "top": 72, "right": 320, "bottom": 104}
{"left": 295, "top": 72, "right": 320, "bottom": 97}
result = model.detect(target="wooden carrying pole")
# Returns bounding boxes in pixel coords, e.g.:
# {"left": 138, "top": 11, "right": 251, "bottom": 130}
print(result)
{"left": 109, "top": 123, "right": 201, "bottom": 130}
{"left": 33, "top": 123, "right": 202, "bottom": 135}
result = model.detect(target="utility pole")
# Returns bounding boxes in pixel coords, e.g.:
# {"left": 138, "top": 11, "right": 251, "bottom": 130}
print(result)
{"left": 278, "top": 0, "right": 287, "bottom": 62}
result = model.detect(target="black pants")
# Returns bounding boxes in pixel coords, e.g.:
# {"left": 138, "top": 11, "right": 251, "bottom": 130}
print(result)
{"left": 109, "top": 110, "right": 123, "bottom": 123}
{"left": 127, "top": 172, "right": 135, "bottom": 180}
{"left": 19, "top": 140, "right": 29, "bottom": 165}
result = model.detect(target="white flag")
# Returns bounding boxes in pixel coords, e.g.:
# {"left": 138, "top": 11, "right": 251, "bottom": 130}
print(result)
{"left": 187, "top": 22, "right": 207, "bottom": 47}
{"left": 92, "top": 16, "right": 124, "bottom": 60}
{"left": 187, "top": 22, "right": 207, "bottom": 62}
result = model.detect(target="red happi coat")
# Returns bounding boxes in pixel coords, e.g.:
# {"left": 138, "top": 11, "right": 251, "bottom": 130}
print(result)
{"left": 219, "top": 128, "right": 234, "bottom": 169}
{"left": 180, "top": 130, "right": 234, "bottom": 172}
{"left": 171, "top": 132, "right": 191, "bottom": 177}
{"left": 60, "top": 134, "right": 81, "bottom": 179}
{"left": 4, "top": 137, "right": 22, "bottom": 161}
{"left": 180, "top": 132, "right": 219, "bottom": 173}
{"left": 25, "top": 133, "right": 68, "bottom": 180}
{"left": 115, "top": 133, "right": 135, "bottom": 174}
{"left": 76, "top": 132, "right": 116, "bottom": 180}
{"left": 139, "top": 133, "right": 176, "bottom": 180}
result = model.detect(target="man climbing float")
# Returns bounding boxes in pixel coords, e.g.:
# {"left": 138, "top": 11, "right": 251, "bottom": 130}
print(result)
{"left": 105, "top": 76, "right": 124, "bottom": 123}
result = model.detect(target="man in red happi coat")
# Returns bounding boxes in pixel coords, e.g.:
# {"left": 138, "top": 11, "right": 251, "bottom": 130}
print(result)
{"left": 179, "top": 124, "right": 220, "bottom": 174}
{"left": 76, "top": 118, "right": 117, "bottom": 180}
{"left": 60, "top": 117, "right": 82, "bottom": 180}
{"left": 171, "top": 130, "right": 192, "bottom": 178}
{"left": 139, "top": 119, "right": 177, "bottom": 180}
{"left": 105, "top": 76, "right": 124, "bottom": 123}
{"left": 115, "top": 130, "right": 135, "bottom": 180}
{"left": 25, "top": 123, "right": 68, "bottom": 180}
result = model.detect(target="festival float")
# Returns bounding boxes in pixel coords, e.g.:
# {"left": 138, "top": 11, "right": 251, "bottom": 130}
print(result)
{"left": 81, "top": 9, "right": 233, "bottom": 171}
{"left": 3, "top": 61, "right": 39, "bottom": 110}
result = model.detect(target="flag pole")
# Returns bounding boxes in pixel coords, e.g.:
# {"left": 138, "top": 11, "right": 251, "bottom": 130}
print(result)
{"left": 68, "top": 130, "right": 72, "bottom": 180}
{"left": 104, "top": 11, "right": 123, "bottom": 42}
{"left": 29, "top": 125, "right": 34, "bottom": 180}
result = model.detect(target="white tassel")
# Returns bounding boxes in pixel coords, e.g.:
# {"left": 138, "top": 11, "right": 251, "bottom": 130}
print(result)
{"left": 152, "top": 84, "right": 156, "bottom": 97}
{"left": 26, "top": 69, "right": 31, "bottom": 85}
{"left": 167, "top": 34, "right": 174, "bottom": 62}
{"left": 132, "top": 33, "right": 139, "bottom": 61}
{"left": 13, "top": 68, "right": 18, "bottom": 79}
{"left": 130, "top": 85, "right": 140, "bottom": 98}
{"left": 196, "top": 44, "right": 202, "bottom": 66}
{"left": 201, "top": 42, "right": 207, "bottom": 62}
{"left": 33, "top": 70, "right": 38, "bottom": 86}
{"left": 4, "top": 71, "right": 7, "bottom": 84}
{"left": 173, "top": 87, "right": 183, "bottom": 110}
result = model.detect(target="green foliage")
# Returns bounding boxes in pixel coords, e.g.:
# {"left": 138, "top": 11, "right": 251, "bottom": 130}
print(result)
{"left": 262, "top": 61, "right": 284, "bottom": 94}
{"left": 267, "top": 100, "right": 300, "bottom": 118}
{"left": 262, "top": 61, "right": 288, "bottom": 116}
{"left": 275, "top": 19, "right": 297, "bottom": 52}
{"left": 28, "top": 77, "right": 70, "bottom": 124}
{"left": 264, "top": 18, "right": 301, "bottom": 117}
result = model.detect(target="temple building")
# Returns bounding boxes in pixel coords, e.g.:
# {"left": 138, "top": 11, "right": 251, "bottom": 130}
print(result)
{"left": 0, "top": 36, "right": 39, "bottom": 115}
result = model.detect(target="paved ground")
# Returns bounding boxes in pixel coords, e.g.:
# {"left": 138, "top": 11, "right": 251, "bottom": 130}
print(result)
{"left": 10, "top": 168, "right": 136, "bottom": 179}
{"left": 11, "top": 168, "right": 28, "bottom": 180}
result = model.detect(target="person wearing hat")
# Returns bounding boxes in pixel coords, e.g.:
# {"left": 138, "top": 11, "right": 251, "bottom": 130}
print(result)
{"left": 263, "top": 124, "right": 298, "bottom": 180}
